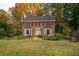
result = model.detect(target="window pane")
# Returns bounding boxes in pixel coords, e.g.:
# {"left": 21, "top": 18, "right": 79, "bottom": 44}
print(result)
{"left": 47, "top": 29, "right": 50, "bottom": 34}
{"left": 26, "top": 30, "right": 29, "bottom": 34}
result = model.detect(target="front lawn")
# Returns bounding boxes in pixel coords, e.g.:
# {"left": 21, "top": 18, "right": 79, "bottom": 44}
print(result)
{"left": 0, "top": 39, "right": 79, "bottom": 56}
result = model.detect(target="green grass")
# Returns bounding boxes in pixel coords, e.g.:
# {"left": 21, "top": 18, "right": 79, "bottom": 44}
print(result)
{"left": 0, "top": 39, "right": 79, "bottom": 56}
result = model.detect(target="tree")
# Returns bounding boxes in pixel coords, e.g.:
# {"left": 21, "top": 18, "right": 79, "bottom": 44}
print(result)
{"left": 39, "top": 3, "right": 70, "bottom": 35}
{"left": 39, "top": 3, "right": 55, "bottom": 16}
{"left": 55, "top": 3, "right": 63, "bottom": 33}
{"left": 63, "top": 3, "right": 79, "bottom": 31}
{"left": 69, "top": 4, "right": 79, "bottom": 31}
{"left": 7, "top": 3, "right": 41, "bottom": 36}
{"left": 0, "top": 9, "right": 12, "bottom": 37}
{"left": 55, "top": 3, "right": 72, "bottom": 35}
{"left": 0, "top": 9, "right": 9, "bottom": 22}
{"left": 15, "top": 3, "right": 40, "bottom": 16}
{"left": 9, "top": 7, "right": 22, "bottom": 33}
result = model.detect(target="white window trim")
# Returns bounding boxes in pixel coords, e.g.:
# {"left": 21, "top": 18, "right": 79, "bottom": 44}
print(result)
{"left": 44, "top": 28, "right": 52, "bottom": 36}
{"left": 24, "top": 28, "right": 32, "bottom": 36}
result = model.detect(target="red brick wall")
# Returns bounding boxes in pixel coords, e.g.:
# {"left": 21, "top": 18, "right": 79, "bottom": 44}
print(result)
{"left": 23, "top": 21, "right": 55, "bottom": 37}
{"left": 32, "top": 22, "right": 44, "bottom": 37}
{"left": 32, "top": 22, "right": 35, "bottom": 37}
{"left": 40, "top": 22, "right": 44, "bottom": 36}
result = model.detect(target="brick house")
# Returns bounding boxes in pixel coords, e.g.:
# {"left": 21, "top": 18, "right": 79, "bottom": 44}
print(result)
{"left": 22, "top": 15, "right": 55, "bottom": 37}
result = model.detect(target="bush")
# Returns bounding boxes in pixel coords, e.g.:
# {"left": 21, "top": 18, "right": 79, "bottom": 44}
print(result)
{"left": 69, "top": 30, "right": 79, "bottom": 42}
{"left": 0, "top": 31, "right": 13, "bottom": 39}
{"left": 43, "top": 33, "right": 69, "bottom": 41}
{"left": 43, "top": 36, "right": 58, "bottom": 41}
{"left": 0, "top": 30, "right": 22, "bottom": 39}
{"left": 55, "top": 33, "right": 69, "bottom": 40}
{"left": 14, "top": 31, "right": 22, "bottom": 36}
{"left": 75, "top": 30, "right": 79, "bottom": 41}
{"left": 36, "top": 35, "right": 43, "bottom": 38}
{"left": 0, "top": 21, "right": 22, "bottom": 39}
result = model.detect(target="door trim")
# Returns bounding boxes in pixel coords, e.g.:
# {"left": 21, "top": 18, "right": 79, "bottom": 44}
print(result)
{"left": 35, "top": 28, "right": 41, "bottom": 36}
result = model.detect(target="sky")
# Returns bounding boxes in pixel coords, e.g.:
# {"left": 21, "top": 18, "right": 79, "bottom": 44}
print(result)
{"left": 0, "top": 3, "right": 15, "bottom": 11}
{"left": 0, "top": 0, "right": 79, "bottom": 11}
{"left": 0, "top": 0, "right": 54, "bottom": 12}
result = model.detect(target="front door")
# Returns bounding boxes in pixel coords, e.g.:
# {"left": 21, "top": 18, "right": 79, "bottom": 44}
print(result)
{"left": 35, "top": 28, "right": 41, "bottom": 35}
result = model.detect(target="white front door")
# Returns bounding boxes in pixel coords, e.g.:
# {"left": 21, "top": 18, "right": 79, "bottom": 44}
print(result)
{"left": 35, "top": 28, "right": 41, "bottom": 35}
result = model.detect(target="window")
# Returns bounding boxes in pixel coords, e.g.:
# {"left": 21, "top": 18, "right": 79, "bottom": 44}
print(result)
{"left": 44, "top": 28, "right": 52, "bottom": 36}
{"left": 45, "top": 22, "right": 51, "bottom": 27}
{"left": 26, "top": 22, "right": 32, "bottom": 27}
{"left": 24, "top": 28, "right": 32, "bottom": 36}
{"left": 26, "top": 30, "right": 29, "bottom": 34}
{"left": 47, "top": 29, "right": 50, "bottom": 35}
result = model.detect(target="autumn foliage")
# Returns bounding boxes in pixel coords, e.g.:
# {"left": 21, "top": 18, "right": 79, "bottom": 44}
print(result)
{"left": 15, "top": 3, "right": 40, "bottom": 15}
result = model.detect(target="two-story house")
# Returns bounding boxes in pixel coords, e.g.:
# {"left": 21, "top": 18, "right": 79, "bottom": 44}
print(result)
{"left": 22, "top": 15, "right": 55, "bottom": 37}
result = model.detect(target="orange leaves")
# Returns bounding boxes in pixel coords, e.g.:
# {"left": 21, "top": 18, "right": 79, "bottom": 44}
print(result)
{"left": 0, "top": 9, "right": 9, "bottom": 21}
{"left": 15, "top": 3, "right": 40, "bottom": 16}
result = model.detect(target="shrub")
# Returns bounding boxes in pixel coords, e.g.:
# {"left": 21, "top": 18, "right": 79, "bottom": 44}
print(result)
{"left": 0, "top": 30, "right": 22, "bottom": 39}
{"left": 0, "top": 21, "right": 22, "bottom": 39}
{"left": 43, "top": 33, "right": 69, "bottom": 41}
{"left": 14, "top": 31, "right": 22, "bottom": 36}
{"left": 36, "top": 35, "right": 43, "bottom": 38}
{"left": 75, "top": 30, "right": 79, "bottom": 41}
{"left": 55, "top": 33, "right": 69, "bottom": 40}
{"left": 43, "top": 36, "right": 59, "bottom": 41}
{"left": 69, "top": 30, "right": 79, "bottom": 42}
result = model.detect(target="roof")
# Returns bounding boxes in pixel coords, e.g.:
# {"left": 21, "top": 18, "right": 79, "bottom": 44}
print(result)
{"left": 23, "top": 15, "right": 55, "bottom": 22}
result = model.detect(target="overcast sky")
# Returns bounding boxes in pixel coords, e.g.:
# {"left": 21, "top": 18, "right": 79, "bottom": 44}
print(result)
{"left": 0, "top": 3, "right": 15, "bottom": 11}
{"left": 0, "top": 0, "right": 77, "bottom": 11}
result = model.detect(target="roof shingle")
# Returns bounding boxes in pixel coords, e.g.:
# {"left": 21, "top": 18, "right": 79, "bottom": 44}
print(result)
{"left": 23, "top": 15, "right": 55, "bottom": 22}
